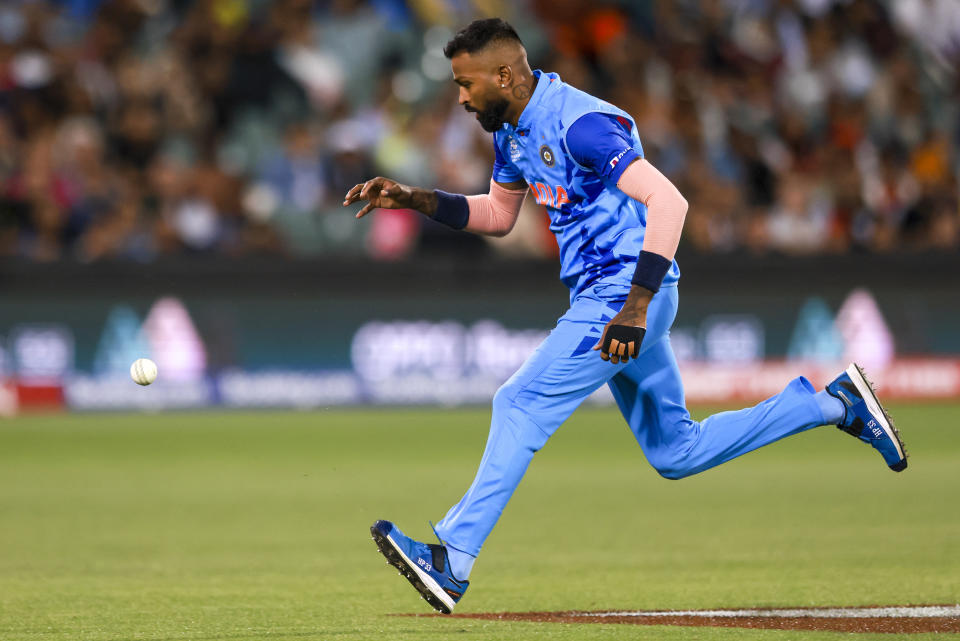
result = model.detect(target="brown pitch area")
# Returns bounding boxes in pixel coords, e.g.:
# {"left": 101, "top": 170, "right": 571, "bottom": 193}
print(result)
{"left": 403, "top": 606, "right": 960, "bottom": 634}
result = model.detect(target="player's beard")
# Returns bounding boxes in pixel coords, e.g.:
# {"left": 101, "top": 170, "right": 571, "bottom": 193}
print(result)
{"left": 470, "top": 97, "right": 510, "bottom": 133}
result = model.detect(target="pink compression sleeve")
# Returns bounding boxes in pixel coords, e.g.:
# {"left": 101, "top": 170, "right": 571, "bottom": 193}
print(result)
{"left": 464, "top": 179, "right": 528, "bottom": 237}
{"left": 616, "top": 158, "right": 688, "bottom": 260}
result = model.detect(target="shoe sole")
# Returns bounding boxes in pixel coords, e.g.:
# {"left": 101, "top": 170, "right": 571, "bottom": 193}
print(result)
{"left": 847, "top": 363, "right": 907, "bottom": 471}
{"left": 370, "top": 524, "right": 455, "bottom": 614}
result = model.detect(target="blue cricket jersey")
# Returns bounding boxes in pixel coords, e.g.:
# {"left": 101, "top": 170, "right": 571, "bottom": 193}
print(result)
{"left": 492, "top": 70, "right": 680, "bottom": 301}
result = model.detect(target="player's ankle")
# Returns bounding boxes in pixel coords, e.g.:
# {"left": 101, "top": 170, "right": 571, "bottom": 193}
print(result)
{"left": 815, "top": 389, "right": 845, "bottom": 425}
{"left": 445, "top": 545, "right": 476, "bottom": 580}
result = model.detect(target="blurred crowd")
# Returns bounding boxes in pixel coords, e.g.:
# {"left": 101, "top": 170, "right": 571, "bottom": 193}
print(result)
{"left": 0, "top": 0, "right": 957, "bottom": 262}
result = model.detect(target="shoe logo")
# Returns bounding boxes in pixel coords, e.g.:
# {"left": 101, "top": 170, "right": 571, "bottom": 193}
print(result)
{"left": 867, "top": 419, "right": 883, "bottom": 439}
{"left": 417, "top": 558, "right": 432, "bottom": 572}
{"left": 445, "top": 589, "right": 462, "bottom": 598}
{"left": 836, "top": 389, "right": 853, "bottom": 406}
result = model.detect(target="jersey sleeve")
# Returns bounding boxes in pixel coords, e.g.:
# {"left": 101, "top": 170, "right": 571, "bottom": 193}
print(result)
{"left": 564, "top": 112, "right": 642, "bottom": 184}
{"left": 492, "top": 137, "right": 524, "bottom": 184}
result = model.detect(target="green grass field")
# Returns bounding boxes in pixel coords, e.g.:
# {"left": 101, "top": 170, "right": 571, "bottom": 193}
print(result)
{"left": 1, "top": 404, "right": 958, "bottom": 640}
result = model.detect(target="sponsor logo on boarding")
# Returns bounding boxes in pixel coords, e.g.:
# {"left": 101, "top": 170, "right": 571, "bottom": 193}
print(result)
{"left": 539, "top": 144, "right": 555, "bottom": 167}
{"left": 609, "top": 148, "right": 630, "bottom": 170}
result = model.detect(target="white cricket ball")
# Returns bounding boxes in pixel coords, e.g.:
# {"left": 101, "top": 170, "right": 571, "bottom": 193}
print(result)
{"left": 130, "top": 358, "right": 158, "bottom": 386}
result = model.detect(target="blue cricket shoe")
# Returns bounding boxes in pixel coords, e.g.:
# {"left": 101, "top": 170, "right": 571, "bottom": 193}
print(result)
{"left": 826, "top": 363, "right": 907, "bottom": 472}
{"left": 370, "top": 520, "right": 469, "bottom": 614}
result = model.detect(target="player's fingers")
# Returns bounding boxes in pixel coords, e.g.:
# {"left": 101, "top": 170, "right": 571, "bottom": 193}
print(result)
{"left": 604, "top": 338, "right": 620, "bottom": 363}
{"left": 343, "top": 184, "right": 363, "bottom": 204}
{"left": 350, "top": 182, "right": 371, "bottom": 202}
{"left": 627, "top": 340, "right": 637, "bottom": 358}
{"left": 359, "top": 178, "right": 382, "bottom": 199}
{"left": 355, "top": 202, "right": 376, "bottom": 218}
{"left": 608, "top": 338, "right": 620, "bottom": 356}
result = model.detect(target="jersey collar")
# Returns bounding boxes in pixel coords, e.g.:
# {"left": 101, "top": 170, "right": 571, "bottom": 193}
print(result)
{"left": 507, "top": 69, "right": 559, "bottom": 135}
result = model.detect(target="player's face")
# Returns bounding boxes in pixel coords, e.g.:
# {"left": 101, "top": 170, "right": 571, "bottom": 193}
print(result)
{"left": 451, "top": 52, "right": 510, "bottom": 133}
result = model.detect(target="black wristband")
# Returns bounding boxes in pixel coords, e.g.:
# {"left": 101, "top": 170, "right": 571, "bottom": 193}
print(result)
{"left": 631, "top": 250, "right": 671, "bottom": 293}
{"left": 432, "top": 190, "right": 469, "bottom": 230}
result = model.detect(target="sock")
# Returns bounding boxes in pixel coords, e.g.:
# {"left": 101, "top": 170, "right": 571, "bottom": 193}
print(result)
{"left": 445, "top": 545, "right": 476, "bottom": 580}
{"left": 815, "top": 390, "right": 845, "bottom": 425}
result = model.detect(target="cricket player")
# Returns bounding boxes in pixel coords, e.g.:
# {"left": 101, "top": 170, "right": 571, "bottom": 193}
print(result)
{"left": 343, "top": 18, "right": 907, "bottom": 614}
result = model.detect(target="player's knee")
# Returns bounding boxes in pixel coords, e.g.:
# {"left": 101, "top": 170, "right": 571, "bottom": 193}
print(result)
{"left": 655, "top": 466, "right": 687, "bottom": 480}
{"left": 490, "top": 380, "right": 550, "bottom": 450}
{"left": 492, "top": 379, "right": 522, "bottom": 415}
{"left": 648, "top": 450, "right": 691, "bottom": 480}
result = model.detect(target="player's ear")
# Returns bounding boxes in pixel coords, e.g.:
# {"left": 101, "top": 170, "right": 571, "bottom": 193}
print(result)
{"left": 498, "top": 65, "right": 511, "bottom": 89}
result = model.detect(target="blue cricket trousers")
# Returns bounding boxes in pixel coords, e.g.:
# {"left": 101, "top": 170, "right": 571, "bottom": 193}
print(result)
{"left": 434, "top": 283, "right": 827, "bottom": 557}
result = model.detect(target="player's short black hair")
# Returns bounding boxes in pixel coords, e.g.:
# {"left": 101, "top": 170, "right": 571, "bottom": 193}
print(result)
{"left": 443, "top": 18, "right": 523, "bottom": 59}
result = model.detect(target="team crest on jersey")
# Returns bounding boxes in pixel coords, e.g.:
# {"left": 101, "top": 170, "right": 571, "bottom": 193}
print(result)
{"left": 508, "top": 136, "right": 521, "bottom": 162}
{"left": 539, "top": 145, "right": 555, "bottom": 167}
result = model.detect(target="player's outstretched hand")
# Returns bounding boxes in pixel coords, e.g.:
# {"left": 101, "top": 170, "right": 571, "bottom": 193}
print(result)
{"left": 343, "top": 177, "right": 416, "bottom": 218}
